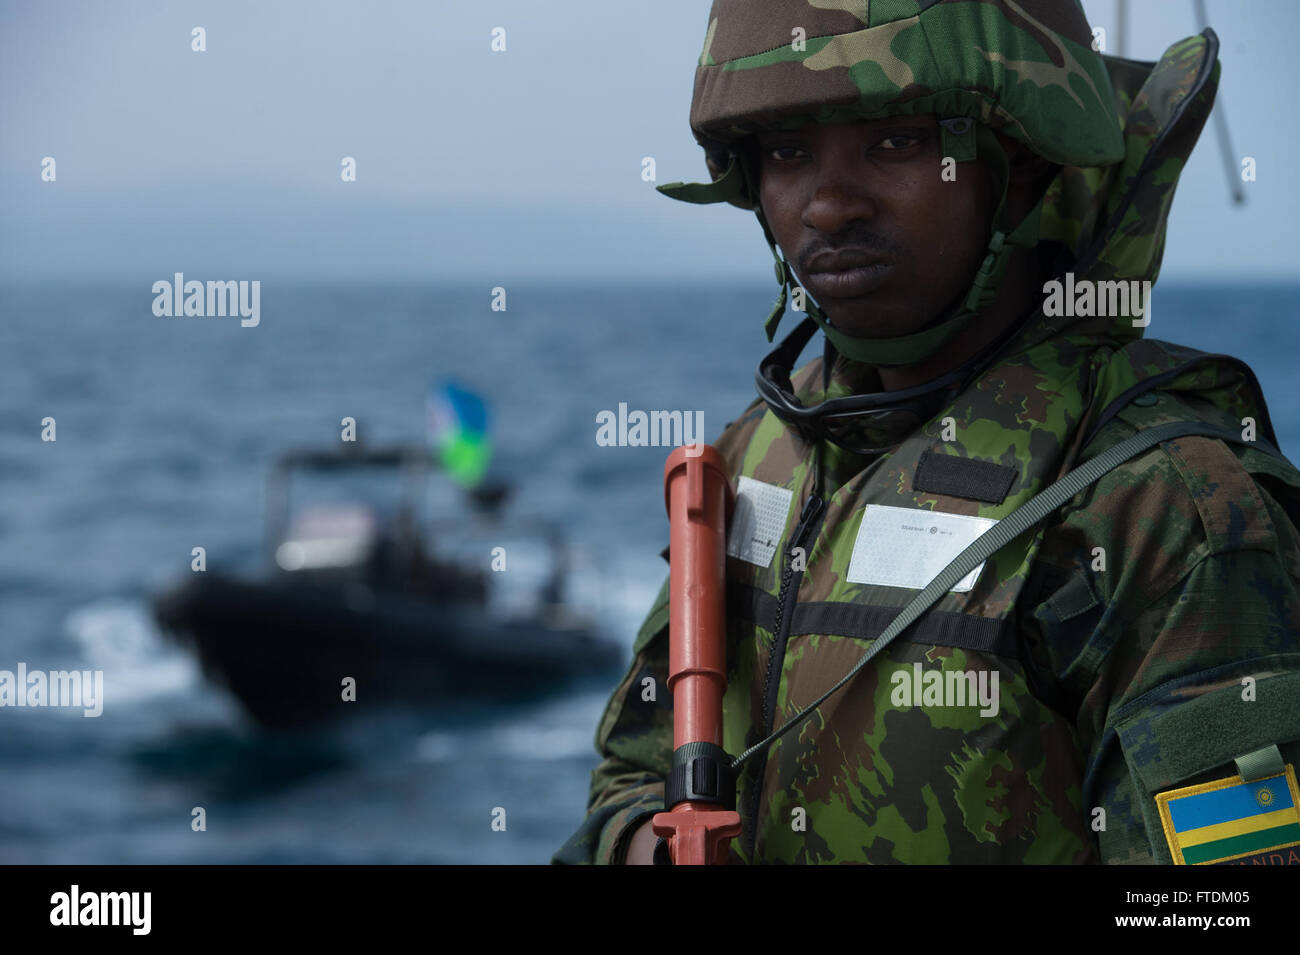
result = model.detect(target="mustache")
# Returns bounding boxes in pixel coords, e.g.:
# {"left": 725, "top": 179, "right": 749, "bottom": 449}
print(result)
{"left": 798, "top": 231, "right": 907, "bottom": 275}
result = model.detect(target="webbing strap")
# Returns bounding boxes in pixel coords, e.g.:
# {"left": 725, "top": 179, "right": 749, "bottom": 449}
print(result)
{"left": 730, "top": 419, "right": 1260, "bottom": 770}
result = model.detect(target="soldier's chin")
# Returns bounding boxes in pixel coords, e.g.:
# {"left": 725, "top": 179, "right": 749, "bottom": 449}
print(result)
{"left": 823, "top": 300, "right": 913, "bottom": 338}
{"left": 829, "top": 290, "right": 965, "bottom": 339}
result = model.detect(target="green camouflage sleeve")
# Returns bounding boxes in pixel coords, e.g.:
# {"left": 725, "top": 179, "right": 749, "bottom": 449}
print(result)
{"left": 1023, "top": 434, "right": 1300, "bottom": 864}
{"left": 552, "top": 576, "right": 673, "bottom": 865}
{"left": 1088, "top": 543, "right": 1300, "bottom": 863}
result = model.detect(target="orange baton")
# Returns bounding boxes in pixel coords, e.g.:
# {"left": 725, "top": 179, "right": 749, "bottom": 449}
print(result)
{"left": 651, "top": 444, "right": 742, "bottom": 865}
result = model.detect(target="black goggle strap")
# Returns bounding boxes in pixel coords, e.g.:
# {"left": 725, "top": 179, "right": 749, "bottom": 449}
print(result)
{"left": 758, "top": 316, "right": 819, "bottom": 388}
{"left": 754, "top": 317, "right": 828, "bottom": 442}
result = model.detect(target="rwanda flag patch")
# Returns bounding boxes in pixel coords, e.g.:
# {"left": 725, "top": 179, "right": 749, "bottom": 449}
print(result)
{"left": 1156, "top": 764, "right": 1300, "bottom": 865}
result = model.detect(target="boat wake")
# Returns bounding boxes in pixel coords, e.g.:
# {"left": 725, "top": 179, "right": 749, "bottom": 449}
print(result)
{"left": 414, "top": 689, "right": 610, "bottom": 765}
{"left": 61, "top": 598, "right": 204, "bottom": 705}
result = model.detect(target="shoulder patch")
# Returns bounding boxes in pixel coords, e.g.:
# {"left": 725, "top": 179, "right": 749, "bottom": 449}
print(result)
{"left": 1156, "top": 764, "right": 1300, "bottom": 865}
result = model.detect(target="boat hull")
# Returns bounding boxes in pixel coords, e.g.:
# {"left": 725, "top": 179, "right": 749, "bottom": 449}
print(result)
{"left": 152, "top": 573, "right": 624, "bottom": 728}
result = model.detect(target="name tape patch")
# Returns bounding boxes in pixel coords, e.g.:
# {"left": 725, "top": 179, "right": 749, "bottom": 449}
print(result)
{"left": 846, "top": 504, "right": 995, "bottom": 593}
{"left": 727, "top": 477, "right": 794, "bottom": 569}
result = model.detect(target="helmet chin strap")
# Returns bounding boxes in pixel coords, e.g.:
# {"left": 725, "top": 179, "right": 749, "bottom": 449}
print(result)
{"left": 757, "top": 125, "right": 1043, "bottom": 369}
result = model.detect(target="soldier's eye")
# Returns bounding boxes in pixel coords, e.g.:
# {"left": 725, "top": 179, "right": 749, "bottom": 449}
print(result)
{"left": 876, "top": 133, "right": 924, "bottom": 151}
{"left": 765, "top": 146, "right": 806, "bottom": 162}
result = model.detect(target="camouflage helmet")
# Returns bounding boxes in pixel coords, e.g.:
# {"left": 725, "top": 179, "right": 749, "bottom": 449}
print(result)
{"left": 658, "top": 0, "right": 1127, "bottom": 368}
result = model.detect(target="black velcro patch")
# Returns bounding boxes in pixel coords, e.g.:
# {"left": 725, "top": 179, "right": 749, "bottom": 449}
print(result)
{"left": 913, "top": 450, "right": 1017, "bottom": 505}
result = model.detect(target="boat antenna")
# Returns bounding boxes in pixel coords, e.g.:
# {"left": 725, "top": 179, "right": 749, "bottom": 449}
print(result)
{"left": 1192, "top": 0, "right": 1247, "bottom": 205}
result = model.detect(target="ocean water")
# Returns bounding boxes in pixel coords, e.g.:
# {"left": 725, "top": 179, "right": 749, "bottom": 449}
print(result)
{"left": 1, "top": 280, "right": 1297, "bottom": 863}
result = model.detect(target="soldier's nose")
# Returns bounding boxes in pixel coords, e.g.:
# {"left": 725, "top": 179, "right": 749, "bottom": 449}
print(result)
{"left": 802, "top": 180, "right": 879, "bottom": 237}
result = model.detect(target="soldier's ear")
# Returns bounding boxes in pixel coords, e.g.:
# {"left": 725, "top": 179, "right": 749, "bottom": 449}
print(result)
{"left": 994, "top": 130, "right": 1059, "bottom": 217}
{"left": 994, "top": 131, "right": 1053, "bottom": 186}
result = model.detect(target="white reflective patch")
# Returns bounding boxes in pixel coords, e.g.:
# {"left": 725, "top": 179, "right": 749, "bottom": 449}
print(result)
{"left": 846, "top": 504, "right": 996, "bottom": 593}
{"left": 727, "top": 477, "right": 795, "bottom": 568}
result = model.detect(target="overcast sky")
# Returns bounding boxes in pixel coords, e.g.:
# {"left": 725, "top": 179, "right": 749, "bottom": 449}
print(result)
{"left": 2, "top": 0, "right": 1295, "bottom": 284}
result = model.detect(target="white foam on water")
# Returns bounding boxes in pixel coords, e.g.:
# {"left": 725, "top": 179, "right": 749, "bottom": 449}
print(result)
{"left": 492, "top": 724, "right": 598, "bottom": 761}
{"left": 61, "top": 598, "right": 202, "bottom": 705}
{"left": 414, "top": 731, "right": 460, "bottom": 763}
{"left": 565, "top": 549, "right": 666, "bottom": 645}
{"left": 415, "top": 689, "right": 610, "bottom": 764}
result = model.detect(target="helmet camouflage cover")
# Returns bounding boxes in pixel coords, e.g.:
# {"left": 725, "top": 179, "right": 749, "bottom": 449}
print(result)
{"left": 658, "top": 0, "right": 1129, "bottom": 366}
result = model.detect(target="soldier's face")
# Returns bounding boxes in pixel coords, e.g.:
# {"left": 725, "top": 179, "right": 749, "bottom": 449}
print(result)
{"left": 754, "top": 115, "right": 995, "bottom": 341}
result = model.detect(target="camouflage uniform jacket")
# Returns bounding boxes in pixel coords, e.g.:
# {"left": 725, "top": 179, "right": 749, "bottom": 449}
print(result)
{"left": 554, "top": 31, "right": 1300, "bottom": 864}
{"left": 556, "top": 326, "right": 1300, "bottom": 863}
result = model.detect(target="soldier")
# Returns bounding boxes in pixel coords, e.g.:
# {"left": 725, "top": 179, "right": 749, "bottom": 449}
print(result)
{"left": 555, "top": 0, "right": 1300, "bottom": 865}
